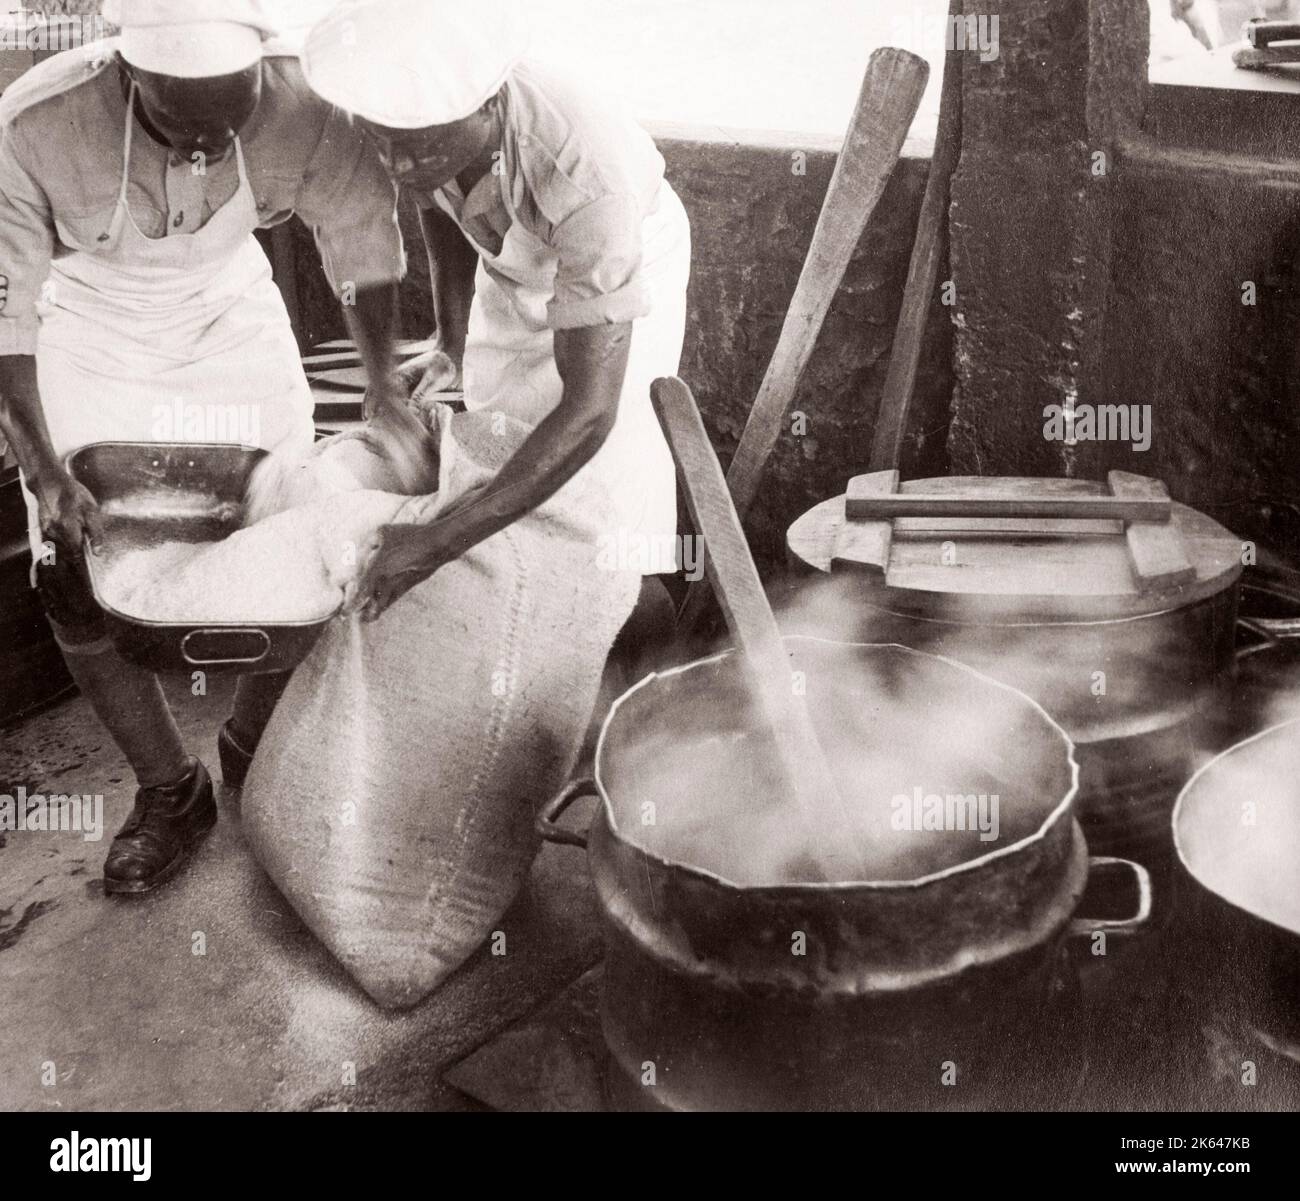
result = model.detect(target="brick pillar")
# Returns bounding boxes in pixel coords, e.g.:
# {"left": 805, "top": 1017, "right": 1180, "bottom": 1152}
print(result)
{"left": 947, "top": 0, "right": 1149, "bottom": 477}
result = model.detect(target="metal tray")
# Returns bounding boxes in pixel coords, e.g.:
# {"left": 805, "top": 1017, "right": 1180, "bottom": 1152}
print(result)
{"left": 66, "top": 442, "right": 335, "bottom": 675}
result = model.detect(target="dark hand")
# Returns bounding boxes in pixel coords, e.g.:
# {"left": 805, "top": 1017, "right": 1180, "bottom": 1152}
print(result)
{"left": 346, "top": 522, "right": 449, "bottom": 622}
{"left": 395, "top": 346, "right": 463, "bottom": 399}
{"left": 366, "top": 398, "right": 441, "bottom": 496}
{"left": 35, "top": 467, "right": 104, "bottom": 554}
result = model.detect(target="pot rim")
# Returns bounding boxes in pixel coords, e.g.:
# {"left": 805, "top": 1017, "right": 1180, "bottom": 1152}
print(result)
{"left": 1173, "top": 715, "right": 1300, "bottom": 938}
{"left": 593, "top": 635, "right": 1082, "bottom": 893}
{"left": 857, "top": 592, "right": 1232, "bottom": 632}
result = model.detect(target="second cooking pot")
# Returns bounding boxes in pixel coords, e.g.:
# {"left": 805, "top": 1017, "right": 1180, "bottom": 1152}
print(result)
{"left": 787, "top": 475, "right": 1244, "bottom": 878}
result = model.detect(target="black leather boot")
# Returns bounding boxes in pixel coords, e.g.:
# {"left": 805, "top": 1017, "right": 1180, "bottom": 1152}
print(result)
{"left": 103, "top": 758, "right": 216, "bottom": 895}
{"left": 217, "top": 721, "right": 255, "bottom": 791}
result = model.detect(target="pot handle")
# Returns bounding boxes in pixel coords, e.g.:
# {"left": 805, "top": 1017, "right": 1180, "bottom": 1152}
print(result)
{"left": 1236, "top": 615, "right": 1300, "bottom": 663}
{"left": 1068, "top": 856, "right": 1152, "bottom": 939}
{"left": 536, "top": 777, "right": 599, "bottom": 849}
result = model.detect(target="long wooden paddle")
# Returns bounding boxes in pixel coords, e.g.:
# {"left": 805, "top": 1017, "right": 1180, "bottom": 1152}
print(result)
{"left": 652, "top": 376, "right": 863, "bottom": 882}
{"left": 676, "top": 46, "right": 930, "bottom": 638}
{"left": 868, "top": 0, "right": 965, "bottom": 472}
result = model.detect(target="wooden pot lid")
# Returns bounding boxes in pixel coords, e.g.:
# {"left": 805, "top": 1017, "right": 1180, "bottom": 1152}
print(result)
{"left": 786, "top": 473, "right": 1244, "bottom": 622}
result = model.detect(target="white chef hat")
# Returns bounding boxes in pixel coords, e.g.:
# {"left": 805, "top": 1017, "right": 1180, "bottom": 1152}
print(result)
{"left": 302, "top": 0, "right": 530, "bottom": 129}
{"left": 105, "top": 0, "right": 277, "bottom": 79}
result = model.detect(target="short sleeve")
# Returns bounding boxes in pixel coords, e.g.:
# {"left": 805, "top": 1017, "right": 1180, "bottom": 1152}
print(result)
{"left": 0, "top": 118, "right": 55, "bottom": 355}
{"left": 546, "top": 192, "right": 649, "bottom": 330}
{"left": 295, "top": 106, "right": 406, "bottom": 295}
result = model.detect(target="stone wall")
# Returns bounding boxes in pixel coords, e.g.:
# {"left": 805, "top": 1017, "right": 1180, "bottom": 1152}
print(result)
{"left": 948, "top": 0, "right": 1300, "bottom": 564}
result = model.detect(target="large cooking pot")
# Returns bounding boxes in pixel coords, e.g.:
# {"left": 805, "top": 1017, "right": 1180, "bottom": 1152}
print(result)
{"left": 540, "top": 637, "right": 1150, "bottom": 1111}
{"left": 786, "top": 476, "right": 1244, "bottom": 877}
{"left": 1174, "top": 719, "right": 1300, "bottom": 1051}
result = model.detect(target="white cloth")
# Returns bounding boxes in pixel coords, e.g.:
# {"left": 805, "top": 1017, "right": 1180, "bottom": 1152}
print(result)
{"left": 438, "top": 181, "right": 690, "bottom": 575}
{"left": 22, "top": 81, "right": 314, "bottom": 558}
{"left": 301, "top": 0, "right": 530, "bottom": 127}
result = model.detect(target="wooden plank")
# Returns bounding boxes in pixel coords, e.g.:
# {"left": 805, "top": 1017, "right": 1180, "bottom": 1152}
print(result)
{"left": 302, "top": 339, "right": 437, "bottom": 369}
{"left": 832, "top": 471, "right": 898, "bottom": 578}
{"left": 846, "top": 492, "right": 1172, "bottom": 522}
{"left": 305, "top": 367, "right": 369, "bottom": 392}
{"left": 651, "top": 377, "right": 863, "bottom": 881}
{"left": 1108, "top": 471, "right": 1197, "bottom": 591}
{"left": 1234, "top": 45, "right": 1300, "bottom": 70}
{"left": 676, "top": 49, "right": 929, "bottom": 640}
{"left": 867, "top": 0, "right": 964, "bottom": 472}
{"left": 893, "top": 517, "right": 1119, "bottom": 536}
{"left": 723, "top": 49, "right": 930, "bottom": 523}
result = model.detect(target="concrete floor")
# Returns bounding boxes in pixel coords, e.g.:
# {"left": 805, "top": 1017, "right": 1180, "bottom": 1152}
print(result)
{"left": 0, "top": 675, "right": 603, "bottom": 1111}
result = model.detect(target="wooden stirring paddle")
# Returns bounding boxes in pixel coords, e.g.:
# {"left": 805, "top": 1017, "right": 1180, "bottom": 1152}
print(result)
{"left": 651, "top": 377, "right": 863, "bottom": 882}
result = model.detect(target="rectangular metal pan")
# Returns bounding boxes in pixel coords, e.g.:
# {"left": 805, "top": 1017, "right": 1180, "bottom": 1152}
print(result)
{"left": 66, "top": 441, "right": 335, "bottom": 675}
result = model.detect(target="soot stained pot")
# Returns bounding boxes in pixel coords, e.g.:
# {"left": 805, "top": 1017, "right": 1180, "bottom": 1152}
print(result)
{"left": 786, "top": 476, "right": 1244, "bottom": 877}
{"left": 539, "top": 638, "right": 1150, "bottom": 1111}
{"left": 1174, "top": 719, "right": 1300, "bottom": 1051}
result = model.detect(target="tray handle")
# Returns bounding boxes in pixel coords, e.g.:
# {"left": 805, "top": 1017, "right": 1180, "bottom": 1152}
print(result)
{"left": 181, "top": 628, "right": 271, "bottom": 667}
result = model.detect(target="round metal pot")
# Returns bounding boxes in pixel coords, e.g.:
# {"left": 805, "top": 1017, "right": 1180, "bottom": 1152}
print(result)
{"left": 1174, "top": 719, "right": 1300, "bottom": 1051}
{"left": 846, "top": 591, "right": 1239, "bottom": 873}
{"left": 540, "top": 637, "right": 1151, "bottom": 1111}
{"left": 784, "top": 486, "right": 1245, "bottom": 882}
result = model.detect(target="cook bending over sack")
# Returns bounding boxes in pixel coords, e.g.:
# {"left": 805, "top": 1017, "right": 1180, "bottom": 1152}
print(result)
{"left": 300, "top": 0, "right": 691, "bottom": 643}
{"left": 199, "top": 0, "right": 688, "bottom": 1008}
{"left": 0, "top": 0, "right": 432, "bottom": 895}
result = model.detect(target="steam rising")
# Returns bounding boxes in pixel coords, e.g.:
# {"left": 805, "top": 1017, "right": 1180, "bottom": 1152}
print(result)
{"left": 608, "top": 596, "right": 1076, "bottom": 887}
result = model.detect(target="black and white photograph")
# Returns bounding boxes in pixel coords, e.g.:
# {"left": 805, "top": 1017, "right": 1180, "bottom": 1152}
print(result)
{"left": 0, "top": 0, "right": 1296, "bottom": 1168}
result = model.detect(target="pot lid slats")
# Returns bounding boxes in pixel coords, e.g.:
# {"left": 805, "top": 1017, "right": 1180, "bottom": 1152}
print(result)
{"left": 789, "top": 475, "right": 1244, "bottom": 622}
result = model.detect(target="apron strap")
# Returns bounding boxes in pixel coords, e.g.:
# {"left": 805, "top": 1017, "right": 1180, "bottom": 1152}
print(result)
{"left": 232, "top": 134, "right": 249, "bottom": 188}
{"left": 118, "top": 81, "right": 136, "bottom": 208}
{"left": 103, "top": 80, "right": 137, "bottom": 242}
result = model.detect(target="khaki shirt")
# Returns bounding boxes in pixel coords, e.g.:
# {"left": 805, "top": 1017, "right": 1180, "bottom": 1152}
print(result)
{"left": 0, "top": 40, "right": 405, "bottom": 355}
{"left": 424, "top": 59, "right": 667, "bottom": 331}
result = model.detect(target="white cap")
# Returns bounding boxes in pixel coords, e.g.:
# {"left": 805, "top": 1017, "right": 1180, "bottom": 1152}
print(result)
{"left": 302, "top": 0, "right": 530, "bottom": 129}
{"left": 106, "top": 0, "right": 276, "bottom": 79}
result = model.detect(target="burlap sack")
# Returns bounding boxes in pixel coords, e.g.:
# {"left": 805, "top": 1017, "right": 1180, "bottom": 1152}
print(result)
{"left": 242, "top": 409, "right": 639, "bottom": 1008}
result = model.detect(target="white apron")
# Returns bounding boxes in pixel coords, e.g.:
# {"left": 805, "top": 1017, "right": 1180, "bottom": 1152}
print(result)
{"left": 437, "top": 178, "right": 691, "bottom": 575}
{"left": 23, "top": 82, "right": 314, "bottom": 558}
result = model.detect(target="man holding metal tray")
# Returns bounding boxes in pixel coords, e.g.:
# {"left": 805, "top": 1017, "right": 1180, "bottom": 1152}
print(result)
{"left": 0, "top": 0, "right": 415, "bottom": 895}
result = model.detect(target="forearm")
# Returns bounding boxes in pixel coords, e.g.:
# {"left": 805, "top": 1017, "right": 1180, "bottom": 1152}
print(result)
{"left": 418, "top": 204, "right": 476, "bottom": 354}
{"left": 0, "top": 354, "right": 61, "bottom": 485}
{"left": 417, "top": 323, "right": 632, "bottom": 561}
{"left": 342, "top": 281, "right": 399, "bottom": 408}
{"left": 432, "top": 396, "right": 613, "bottom": 557}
